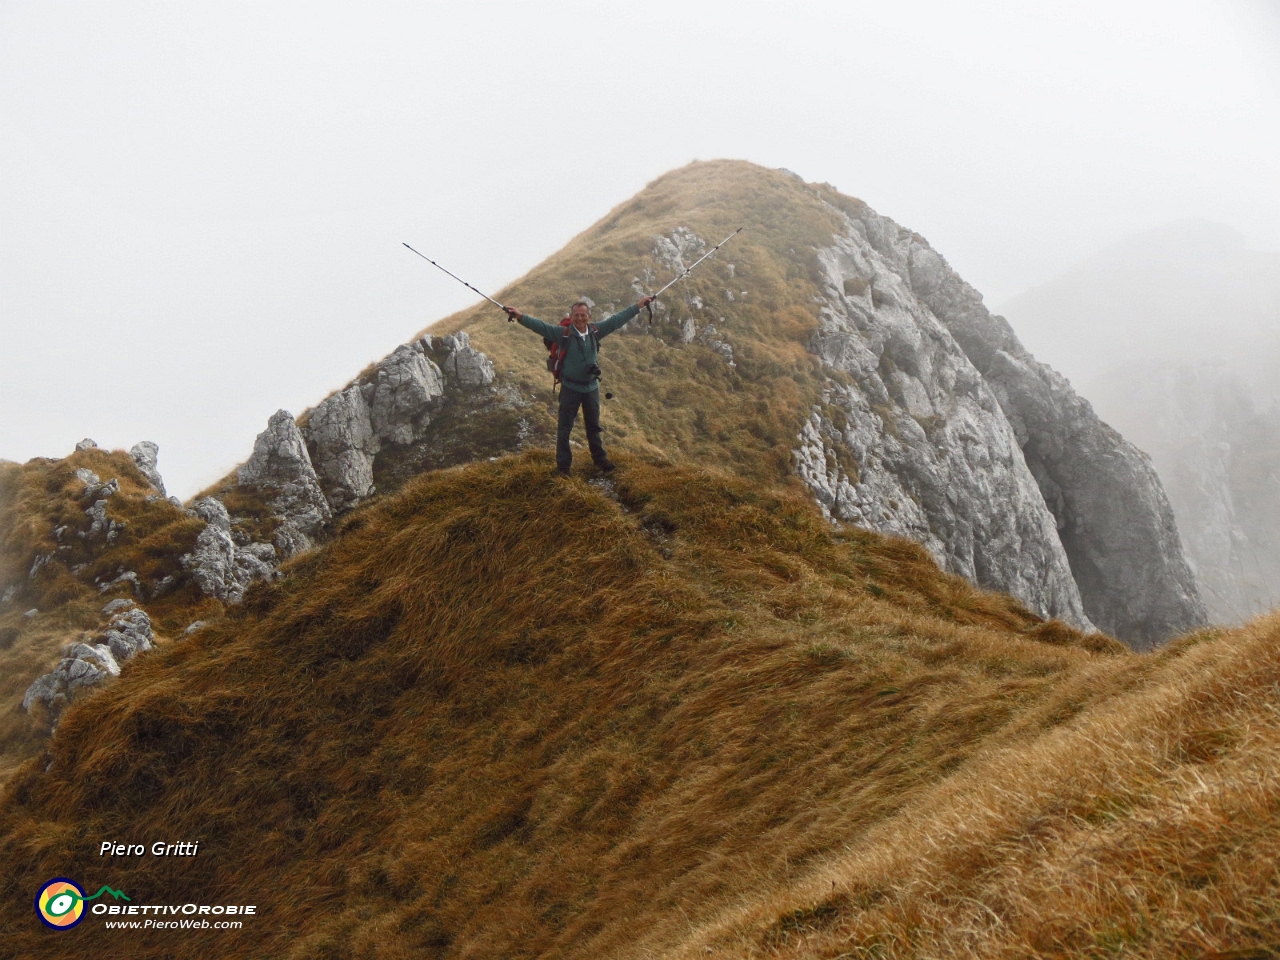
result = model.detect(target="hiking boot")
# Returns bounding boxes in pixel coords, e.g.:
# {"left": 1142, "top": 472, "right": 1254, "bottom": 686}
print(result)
{"left": 556, "top": 466, "right": 571, "bottom": 476}
{"left": 595, "top": 459, "right": 616, "bottom": 473}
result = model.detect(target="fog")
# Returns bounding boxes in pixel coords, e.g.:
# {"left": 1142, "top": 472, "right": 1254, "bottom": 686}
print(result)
{"left": 2, "top": 0, "right": 1278, "bottom": 499}
{"left": 998, "top": 219, "right": 1280, "bottom": 399}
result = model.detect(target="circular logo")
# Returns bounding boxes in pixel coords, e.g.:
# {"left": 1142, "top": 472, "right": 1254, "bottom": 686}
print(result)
{"left": 36, "top": 878, "right": 86, "bottom": 929}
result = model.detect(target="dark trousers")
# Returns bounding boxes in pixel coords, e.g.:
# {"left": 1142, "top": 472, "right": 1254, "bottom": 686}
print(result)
{"left": 557, "top": 385, "right": 607, "bottom": 470}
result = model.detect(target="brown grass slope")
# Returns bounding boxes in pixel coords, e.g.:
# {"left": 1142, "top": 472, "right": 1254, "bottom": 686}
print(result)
{"left": 0, "top": 451, "right": 218, "bottom": 784}
{"left": 686, "top": 610, "right": 1280, "bottom": 960}
{"left": 31, "top": 452, "right": 1280, "bottom": 960}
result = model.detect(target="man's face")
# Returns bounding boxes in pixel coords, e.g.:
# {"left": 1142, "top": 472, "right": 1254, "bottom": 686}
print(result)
{"left": 570, "top": 304, "right": 591, "bottom": 331}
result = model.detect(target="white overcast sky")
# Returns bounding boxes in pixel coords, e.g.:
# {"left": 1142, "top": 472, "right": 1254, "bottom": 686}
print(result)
{"left": 3, "top": 0, "right": 1278, "bottom": 499}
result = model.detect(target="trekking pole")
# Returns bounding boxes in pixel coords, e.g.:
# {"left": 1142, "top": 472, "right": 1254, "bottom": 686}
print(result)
{"left": 402, "top": 243, "right": 510, "bottom": 315}
{"left": 652, "top": 226, "right": 745, "bottom": 301}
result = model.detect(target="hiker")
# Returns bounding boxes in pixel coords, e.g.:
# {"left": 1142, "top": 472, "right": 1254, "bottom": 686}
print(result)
{"left": 504, "top": 296, "right": 655, "bottom": 474}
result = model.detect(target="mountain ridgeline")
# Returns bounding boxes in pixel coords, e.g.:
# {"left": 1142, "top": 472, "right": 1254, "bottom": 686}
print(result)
{"left": 199, "top": 160, "right": 1203, "bottom": 648}
{"left": 5, "top": 160, "right": 1279, "bottom": 960}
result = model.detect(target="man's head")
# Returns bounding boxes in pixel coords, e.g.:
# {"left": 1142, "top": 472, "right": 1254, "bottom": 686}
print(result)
{"left": 568, "top": 301, "right": 591, "bottom": 332}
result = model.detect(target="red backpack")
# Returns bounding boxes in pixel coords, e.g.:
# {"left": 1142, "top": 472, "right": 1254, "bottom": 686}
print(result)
{"left": 544, "top": 317, "right": 600, "bottom": 386}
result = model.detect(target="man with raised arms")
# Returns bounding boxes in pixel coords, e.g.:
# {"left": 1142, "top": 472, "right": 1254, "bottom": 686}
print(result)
{"left": 504, "top": 296, "right": 654, "bottom": 475}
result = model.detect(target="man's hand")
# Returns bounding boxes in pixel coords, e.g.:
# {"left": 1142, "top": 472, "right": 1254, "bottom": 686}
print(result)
{"left": 638, "top": 295, "right": 655, "bottom": 309}
{"left": 503, "top": 306, "right": 523, "bottom": 323}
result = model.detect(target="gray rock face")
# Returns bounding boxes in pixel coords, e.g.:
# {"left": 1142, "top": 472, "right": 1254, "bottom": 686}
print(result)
{"left": 75, "top": 438, "right": 97, "bottom": 451}
{"left": 129, "top": 441, "right": 167, "bottom": 497}
{"left": 64, "top": 642, "right": 122, "bottom": 677}
{"left": 653, "top": 226, "right": 707, "bottom": 275}
{"left": 180, "top": 497, "right": 278, "bottom": 604}
{"left": 238, "top": 410, "right": 332, "bottom": 557}
{"left": 802, "top": 197, "right": 1206, "bottom": 646}
{"left": 301, "top": 334, "right": 503, "bottom": 513}
{"left": 23, "top": 606, "right": 154, "bottom": 725}
{"left": 369, "top": 345, "right": 447, "bottom": 441}
{"left": 101, "top": 607, "right": 154, "bottom": 661}
{"left": 305, "top": 384, "right": 379, "bottom": 512}
{"left": 799, "top": 228, "right": 1090, "bottom": 629}
{"left": 430, "top": 332, "right": 495, "bottom": 389}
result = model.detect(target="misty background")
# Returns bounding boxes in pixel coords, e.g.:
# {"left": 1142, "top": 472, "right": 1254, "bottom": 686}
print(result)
{"left": 3, "top": 0, "right": 1278, "bottom": 512}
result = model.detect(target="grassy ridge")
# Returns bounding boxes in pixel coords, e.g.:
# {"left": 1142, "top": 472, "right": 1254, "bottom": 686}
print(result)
{"left": 3, "top": 161, "right": 1277, "bottom": 956}
{"left": 0, "top": 453, "right": 1145, "bottom": 959}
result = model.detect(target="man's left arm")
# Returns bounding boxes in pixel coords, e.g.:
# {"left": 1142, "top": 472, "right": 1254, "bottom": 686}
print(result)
{"left": 595, "top": 297, "right": 655, "bottom": 337}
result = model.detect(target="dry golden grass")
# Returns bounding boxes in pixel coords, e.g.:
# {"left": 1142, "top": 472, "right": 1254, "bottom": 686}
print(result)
{"left": 669, "top": 615, "right": 1280, "bottom": 959}
{"left": 0, "top": 453, "right": 1188, "bottom": 960}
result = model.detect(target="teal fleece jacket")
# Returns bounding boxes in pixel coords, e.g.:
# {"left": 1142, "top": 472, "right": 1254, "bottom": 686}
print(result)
{"left": 518, "top": 304, "right": 640, "bottom": 392}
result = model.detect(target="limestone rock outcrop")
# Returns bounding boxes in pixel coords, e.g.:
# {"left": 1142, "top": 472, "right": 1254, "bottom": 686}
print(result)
{"left": 129, "top": 441, "right": 167, "bottom": 497}
{"left": 71, "top": 471, "right": 126, "bottom": 545}
{"left": 180, "top": 498, "right": 277, "bottom": 604}
{"left": 238, "top": 410, "right": 332, "bottom": 557}
{"left": 432, "top": 331, "right": 495, "bottom": 389}
{"left": 799, "top": 194, "right": 1206, "bottom": 647}
{"left": 305, "top": 383, "right": 379, "bottom": 512}
{"left": 100, "top": 606, "right": 155, "bottom": 661}
{"left": 799, "top": 232, "right": 1090, "bottom": 629}
{"left": 304, "top": 340, "right": 447, "bottom": 511}
{"left": 300, "top": 333, "right": 518, "bottom": 513}
{"left": 22, "top": 600, "right": 155, "bottom": 726}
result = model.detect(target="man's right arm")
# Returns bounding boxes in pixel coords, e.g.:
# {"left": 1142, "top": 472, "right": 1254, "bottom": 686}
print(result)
{"left": 504, "top": 307, "right": 559, "bottom": 339}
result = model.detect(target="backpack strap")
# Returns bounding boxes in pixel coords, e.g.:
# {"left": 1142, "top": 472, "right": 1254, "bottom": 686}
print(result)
{"left": 564, "top": 324, "right": 601, "bottom": 356}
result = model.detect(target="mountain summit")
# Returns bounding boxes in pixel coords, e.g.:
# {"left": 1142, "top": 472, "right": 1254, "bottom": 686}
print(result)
{"left": 194, "top": 160, "right": 1201, "bottom": 647}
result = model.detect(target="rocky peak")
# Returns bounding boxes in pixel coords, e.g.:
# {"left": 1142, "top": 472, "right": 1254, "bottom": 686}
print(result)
{"left": 812, "top": 193, "right": 1206, "bottom": 646}
{"left": 797, "top": 217, "right": 1091, "bottom": 629}
{"left": 158, "top": 162, "right": 1208, "bottom": 648}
